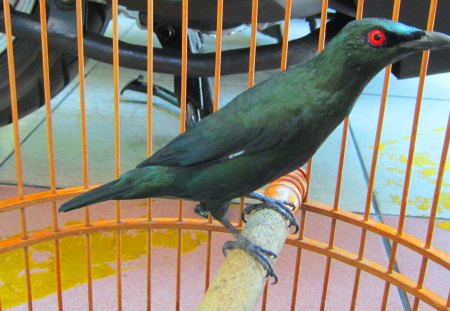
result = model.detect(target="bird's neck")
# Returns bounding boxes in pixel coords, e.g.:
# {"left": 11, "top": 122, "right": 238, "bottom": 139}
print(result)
{"left": 309, "top": 48, "right": 380, "bottom": 96}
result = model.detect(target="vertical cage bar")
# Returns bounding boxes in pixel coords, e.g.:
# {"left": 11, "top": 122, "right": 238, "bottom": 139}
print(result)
{"left": 355, "top": 0, "right": 364, "bottom": 20}
{"left": 179, "top": 0, "right": 188, "bottom": 135}
{"left": 248, "top": 0, "right": 259, "bottom": 88}
{"left": 305, "top": 0, "right": 328, "bottom": 198}
{"left": 38, "top": 0, "right": 56, "bottom": 197}
{"left": 53, "top": 241, "right": 63, "bottom": 310}
{"left": 262, "top": 0, "right": 293, "bottom": 305}
{"left": 75, "top": 0, "right": 90, "bottom": 229}
{"left": 205, "top": 0, "right": 224, "bottom": 292}
{"left": 37, "top": 1, "right": 63, "bottom": 308}
{"left": 350, "top": 67, "right": 394, "bottom": 310}
{"left": 2, "top": 0, "right": 24, "bottom": 200}
{"left": 146, "top": 0, "right": 154, "bottom": 309}
{"left": 320, "top": 115, "right": 350, "bottom": 310}
{"left": 116, "top": 232, "right": 122, "bottom": 311}
{"left": 86, "top": 235, "right": 93, "bottom": 311}
{"left": 23, "top": 247, "right": 33, "bottom": 310}
{"left": 412, "top": 257, "right": 428, "bottom": 311}
{"left": 2, "top": 1, "right": 33, "bottom": 308}
{"left": 111, "top": 0, "right": 122, "bottom": 308}
{"left": 291, "top": 1, "right": 329, "bottom": 306}
{"left": 381, "top": 1, "right": 437, "bottom": 308}
{"left": 239, "top": 0, "right": 259, "bottom": 230}
{"left": 176, "top": 0, "right": 189, "bottom": 309}
{"left": 290, "top": 209, "right": 307, "bottom": 310}
{"left": 350, "top": 1, "right": 400, "bottom": 309}
{"left": 332, "top": 118, "right": 349, "bottom": 211}
{"left": 112, "top": 0, "right": 121, "bottom": 222}
{"left": 317, "top": 0, "right": 328, "bottom": 52}
{"left": 213, "top": 0, "right": 223, "bottom": 113}
{"left": 261, "top": 281, "right": 269, "bottom": 311}
{"left": 412, "top": 116, "right": 449, "bottom": 311}
{"left": 146, "top": 230, "right": 152, "bottom": 311}
{"left": 280, "top": 0, "right": 292, "bottom": 71}
{"left": 238, "top": 197, "right": 245, "bottom": 227}
{"left": 76, "top": 1, "right": 89, "bottom": 194}
{"left": 204, "top": 229, "right": 212, "bottom": 291}
{"left": 422, "top": 115, "right": 450, "bottom": 249}
{"left": 396, "top": 1, "right": 437, "bottom": 235}
{"left": 74, "top": 0, "right": 94, "bottom": 306}
{"left": 146, "top": 2, "right": 154, "bottom": 161}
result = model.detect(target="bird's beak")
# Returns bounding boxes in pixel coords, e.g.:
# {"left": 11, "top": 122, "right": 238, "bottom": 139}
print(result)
{"left": 401, "top": 30, "right": 450, "bottom": 51}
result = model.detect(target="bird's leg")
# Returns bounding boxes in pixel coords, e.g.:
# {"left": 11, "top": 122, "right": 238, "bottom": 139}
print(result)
{"left": 219, "top": 216, "right": 279, "bottom": 284}
{"left": 244, "top": 192, "right": 299, "bottom": 233}
{"left": 194, "top": 202, "right": 209, "bottom": 219}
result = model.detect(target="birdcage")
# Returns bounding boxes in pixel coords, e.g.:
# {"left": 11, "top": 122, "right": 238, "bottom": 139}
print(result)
{"left": 0, "top": 0, "right": 449, "bottom": 310}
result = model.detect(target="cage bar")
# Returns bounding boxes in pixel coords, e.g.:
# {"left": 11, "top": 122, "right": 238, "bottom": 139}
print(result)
{"left": 0, "top": 0, "right": 449, "bottom": 309}
{"left": 1, "top": 0, "right": 34, "bottom": 308}
{"left": 350, "top": 1, "right": 402, "bottom": 309}
{"left": 174, "top": 0, "right": 189, "bottom": 309}
{"left": 280, "top": 0, "right": 292, "bottom": 71}
{"left": 304, "top": 0, "right": 329, "bottom": 200}
{"left": 37, "top": 1, "right": 64, "bottom": 309}
{"left": 291, "top": 1, "right": 330, "bottom": 307}
{"left": 110, "top": 0, "right": 123, "bottom": 309}
{"left": 2, "top": 0, "right": 23, "bottom": 200}
{"left": 146, "top": 0, "right": 154, "bottom": 309}
{"left": 247, "top": 0, "right": 259, "bottom": 88}
{"left": 204, "top": 0, "right": 224, "bottom": 292}
{"left": 412, "top": 115, "right": 449, "bottom": 310}
{"left": 381, "top": 0, "right": 438, "bottom": 308}
{"left": 75, "top": 0, "right": 94, "bottom": 307}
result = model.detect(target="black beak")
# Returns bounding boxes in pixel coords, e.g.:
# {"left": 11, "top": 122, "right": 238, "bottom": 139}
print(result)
{"left": 401, "top": 30, "right": 450, "bottom": 51}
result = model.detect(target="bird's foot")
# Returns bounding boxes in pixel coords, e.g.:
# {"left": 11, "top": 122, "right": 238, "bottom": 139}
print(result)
{"left": 244, "top": 192, "right": 299, "bottom": 234}
{"left": 194, "top": 203, "right": 209, "bottom": 219}
{"left": 222, "top": 236, "right": 278, "bottom": 284}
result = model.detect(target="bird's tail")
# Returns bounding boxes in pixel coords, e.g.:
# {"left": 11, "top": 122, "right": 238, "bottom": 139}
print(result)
{"left": 59, "top": 179, "right": 131, "bottom": 213}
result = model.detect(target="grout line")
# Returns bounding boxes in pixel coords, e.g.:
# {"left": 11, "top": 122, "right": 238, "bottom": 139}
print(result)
{"left": 348, "top": 122, "right": 412, "bottom": 311}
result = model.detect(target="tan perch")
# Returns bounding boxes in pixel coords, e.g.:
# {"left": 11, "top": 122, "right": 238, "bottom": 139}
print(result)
{"left": 198, "top": 168, "right": 308, "bottom": 311}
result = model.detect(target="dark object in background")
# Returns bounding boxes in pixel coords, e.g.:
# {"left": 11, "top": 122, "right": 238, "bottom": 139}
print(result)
{"left": 364, "top": 0, "right": 450, "bottom": 78}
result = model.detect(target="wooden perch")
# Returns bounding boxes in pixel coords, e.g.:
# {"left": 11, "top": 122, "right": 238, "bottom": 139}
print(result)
{"left": 198, "top": 168, "right": 308, "bottom": 311}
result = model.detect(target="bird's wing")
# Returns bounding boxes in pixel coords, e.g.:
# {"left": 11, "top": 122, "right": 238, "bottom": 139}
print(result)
{"left": 137, "top": 79, "right": 293, "bottom": 168}
{"left": 137, "top": 112, "right": 285, "bottom": 168}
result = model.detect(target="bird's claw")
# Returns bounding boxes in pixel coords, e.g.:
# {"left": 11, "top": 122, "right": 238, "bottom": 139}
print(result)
{"left": 243, "top": 194, "right": 299, "bottom": 234}
{"left": 222, "top": 237, "right": 278, "bottom": 284}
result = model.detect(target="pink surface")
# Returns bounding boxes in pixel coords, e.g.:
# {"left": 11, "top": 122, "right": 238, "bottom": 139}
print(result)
{"left": 382, "top": 215, "right": 450, "bottom": 311}
{"left": 1, "top": 185, "right": 448, "bottom": 310}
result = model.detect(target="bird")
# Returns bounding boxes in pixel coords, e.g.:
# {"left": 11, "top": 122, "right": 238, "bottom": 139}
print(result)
{"left": 60, "top": 18, "right": 450, "bottom": 281}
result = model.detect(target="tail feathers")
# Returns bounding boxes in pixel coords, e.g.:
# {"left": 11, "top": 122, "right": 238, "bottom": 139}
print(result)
{"left": 59, "top": 180, "right": 131, "bottom": 213}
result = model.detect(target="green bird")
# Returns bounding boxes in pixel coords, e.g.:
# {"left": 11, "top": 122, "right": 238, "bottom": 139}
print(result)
{"left": 60, "top": 18, "right": 450, "bottom": 281}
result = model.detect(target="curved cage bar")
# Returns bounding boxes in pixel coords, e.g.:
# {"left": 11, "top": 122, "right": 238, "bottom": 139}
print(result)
{"left": 0, "top": 0, "right": 449, "bottom": 310}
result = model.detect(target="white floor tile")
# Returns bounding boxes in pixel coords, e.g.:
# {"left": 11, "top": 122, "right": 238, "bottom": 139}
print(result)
{"left": 350, "top": 93, "right": 450, "bottom": 218}
{"left": 363, "top": 70, "right": 450, "bottom": 101}
{"left": 308, "top": 122, "right": 368, "bottom": 213}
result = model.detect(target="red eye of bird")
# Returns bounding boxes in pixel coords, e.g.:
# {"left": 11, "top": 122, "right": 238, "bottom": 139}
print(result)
{"left": 368, "top": 29, "right": 386, "bottom": 47}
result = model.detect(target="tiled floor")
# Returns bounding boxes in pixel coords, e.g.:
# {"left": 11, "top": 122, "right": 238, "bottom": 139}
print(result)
{"left": 0, "top": 15, "right": 449, "bottom": 310}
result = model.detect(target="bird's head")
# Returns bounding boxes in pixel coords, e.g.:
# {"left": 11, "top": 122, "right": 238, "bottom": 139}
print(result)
{"left": 323, "top": 18, "right": 450, "bottom": 76}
